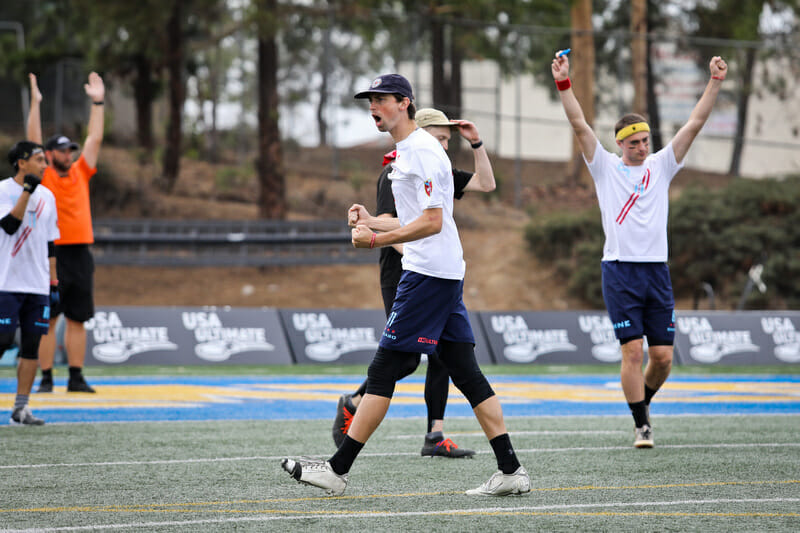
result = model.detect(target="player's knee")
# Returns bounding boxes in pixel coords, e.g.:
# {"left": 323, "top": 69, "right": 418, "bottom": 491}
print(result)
{"left": 647, "top": 343, "right": 673, "bottom": 367}
{"left": 366, "top": 347, "right": 420, "bottom": 398}
{"left": 19, "top": 333, "right": 42, "bottom": 360}
{"left": 438, "top": 341, "right": 494, "bottom": 408}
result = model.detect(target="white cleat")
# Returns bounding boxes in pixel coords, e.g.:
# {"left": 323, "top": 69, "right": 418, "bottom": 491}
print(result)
{"left": 634, "top": 424, "right": 654, "bottom": 448}
{"left": 281, "top": 457, "right": 348, "bottom": 496}
{"left": 466, "top": 466, "right": 530, "bottom": 496}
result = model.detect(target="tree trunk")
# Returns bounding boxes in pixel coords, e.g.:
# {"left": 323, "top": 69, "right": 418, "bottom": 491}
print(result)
{"left": 207, "top": 48, "right": 220, "bottom": 164}
{"left": 431, "top": 18, "right": 446, "bottom": 110}
{"left": 133, "top": 54, "right": 154, "bottom": 151}
{"left": 645, "top": 36, "right": 663, "bottom": 152}
{"left": 630, "top": 0, "right": 648, "bottom": 116}
{"left": 316, "top": 16, "right": 332, "bottom": 146}
{"left": 256, "top": 2, "right": 286, "bottom": 219}
{"left": 161, "top": 2, "right": 184, "bottom": 192}
{"left": 729, "top": 47, "right": 756, "bottom": 176}
{"left": 568, "top": 0, "right": 594, "bottom": 187}
{"left": 644, "top": 1, "right": 662, "bottom": 152}
{"left": 449, "top": 30, "right": 463, "bottom": 154}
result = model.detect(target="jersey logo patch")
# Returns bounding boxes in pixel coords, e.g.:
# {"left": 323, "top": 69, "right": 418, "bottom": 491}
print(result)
{"left": 424, "top": 179, "right": 432, "bottom": 196}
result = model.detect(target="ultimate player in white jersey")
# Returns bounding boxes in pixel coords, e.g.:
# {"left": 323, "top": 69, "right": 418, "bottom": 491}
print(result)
{"left": 281, "top": 74, "right": 529, "bottom": 497}
{"left": 1, "top": 141, "right": 60, "bottom": 425}
{"left": 552, "top": 53, "right": 728, "bottom": 447}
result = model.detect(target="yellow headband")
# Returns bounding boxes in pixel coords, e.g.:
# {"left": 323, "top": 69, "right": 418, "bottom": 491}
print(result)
{"left": 615, "top": 122, "right": 650, "bottom": 141}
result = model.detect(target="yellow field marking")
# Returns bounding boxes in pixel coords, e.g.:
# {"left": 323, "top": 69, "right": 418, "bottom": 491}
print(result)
{"left": 3, "top": 480, "right": 797, "bottom": 515}
{"left": 2, "top": 379, "right": 798, "bottom": 410}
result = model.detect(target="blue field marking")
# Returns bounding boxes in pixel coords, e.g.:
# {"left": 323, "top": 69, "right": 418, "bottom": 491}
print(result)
{"left": 0, "top": 374, "right": 798, "bottom": 425}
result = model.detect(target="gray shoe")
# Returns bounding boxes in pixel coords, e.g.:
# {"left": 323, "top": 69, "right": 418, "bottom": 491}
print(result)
{"left": 634, "top": 424, "right": 654, "bottom": 448}
{"left": 10, "top": 405, "right": 45, "bottom": 426}
{"left": 466, "top": 466, "right": 530, "bottom": 496}
{"left": 281, "top": 457, "right": 348, "bottom": 496}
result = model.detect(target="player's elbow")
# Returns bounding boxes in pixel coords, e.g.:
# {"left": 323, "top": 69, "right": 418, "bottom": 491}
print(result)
{"left": 424, "top": 210, "right": 443, "bottom": 234}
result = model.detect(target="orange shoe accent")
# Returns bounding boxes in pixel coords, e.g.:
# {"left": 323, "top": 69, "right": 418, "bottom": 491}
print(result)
{"left": 340, "top": 406, "right": 354, "bottom": 436}
{"left": 435, "top": 438, "right": 457, "bottom": 452}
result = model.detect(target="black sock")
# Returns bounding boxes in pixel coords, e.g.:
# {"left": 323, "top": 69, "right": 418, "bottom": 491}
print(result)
{"left": 42, "top": 368, "right": 53, "bottom": 379}
{"left": 354, "top": 380, "right": 367, "bottom": 398}
{"left": 644, "top": 384, "right": 658, "bottom": 405}
{"left": 489, "top": 433, "right": 521, "bottom": 474}
{"left": 68, "top": 367, "right": 83, "bottom": 380}
{"left": 628, "top": 400, "right": 649, "bottom": 427}
{"left": 328, "top": 435, "right": 364, "bottom": 476}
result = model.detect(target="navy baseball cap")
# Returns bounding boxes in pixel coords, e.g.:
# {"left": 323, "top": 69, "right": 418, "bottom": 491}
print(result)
{"left": 7, "top": 141, "right": 44, "bottom": 170}
{"left": 354, "top": 74, "right": 414, "bottom": 101}
{"left": 45, "top": 134, "right": 80, "bottom": 151}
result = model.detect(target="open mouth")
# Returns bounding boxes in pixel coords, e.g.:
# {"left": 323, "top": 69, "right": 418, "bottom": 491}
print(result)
{"left": 372, "top": 114, "right": 383, "bottom": 127}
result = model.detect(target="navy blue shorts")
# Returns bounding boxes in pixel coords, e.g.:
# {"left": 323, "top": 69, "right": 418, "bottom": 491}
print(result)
{"left": 379, "top": 271, "right": 474, "bottom": 354}
{"left": 601, "top": 261, "right": 675, "bottom": 344}
{"left": 0, "top": 292, "right": 51, "bottom": 335}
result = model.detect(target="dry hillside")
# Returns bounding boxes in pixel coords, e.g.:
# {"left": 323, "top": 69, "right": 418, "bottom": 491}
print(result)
{"left": 91, "top": 143, "right": 733, "bottom": 311}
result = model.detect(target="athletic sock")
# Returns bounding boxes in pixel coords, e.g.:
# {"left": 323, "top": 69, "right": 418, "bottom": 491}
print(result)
{"left": 68, "top": 367, "right": 83, "bottom": 380}
{"left": 13, "top": 394, "right": 28, "bottom": 411}
{"left": 328, "top": 435, "right": 364, "bottom": 476}
{"left": 42, "top": 368, "right": 53, "bottom": 380}
{"left": 644, "top": 384, "right": 658, "bottom": 405}
{"left": 628, "top": 400, "right": 649, "bottom": 427}
{"left": 489, "top": 433, "right": 521, "bottom": 474}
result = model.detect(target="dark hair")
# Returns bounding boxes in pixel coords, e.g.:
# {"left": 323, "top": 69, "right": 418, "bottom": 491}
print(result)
{"left": 614, "top": 113, "right": 649, "bottom": 135}
{"left": 392, "top": 94, "right": 416, "bottom": 120}
{"left": 7, "top": 141, "right": 44, "bottom": 172}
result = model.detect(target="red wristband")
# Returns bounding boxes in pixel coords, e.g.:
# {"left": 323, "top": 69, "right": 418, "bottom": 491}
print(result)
{"left": 555, "top": 77, "right": 571, "bottom": 91}
{"left": 369, "top": 233, "right": 376, "bottom": 249}
{"left": 711, "top": 76, "right": 724, "bottom": 81}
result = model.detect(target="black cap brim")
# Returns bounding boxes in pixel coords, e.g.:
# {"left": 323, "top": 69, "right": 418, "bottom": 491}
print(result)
{"left": 50, "top": 142, "right": 80, "bottom": 151}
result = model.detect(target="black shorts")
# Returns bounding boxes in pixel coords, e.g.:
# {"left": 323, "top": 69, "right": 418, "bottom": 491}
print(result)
{"left": 53, "top": 244, "right": 95, "bottom": 322}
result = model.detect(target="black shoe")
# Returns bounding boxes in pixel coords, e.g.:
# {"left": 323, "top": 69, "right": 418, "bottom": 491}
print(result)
{"left": 37, "top": 377, "right": 53, "bottom": 393}
{"left": 67, "top": 376, "right": 96, "bottom": 393}
{"left": 332, "top": 394, "right": 356, "bottom": 448}
{"left": 421, "top": 431, "right": 476, "bottom": 458}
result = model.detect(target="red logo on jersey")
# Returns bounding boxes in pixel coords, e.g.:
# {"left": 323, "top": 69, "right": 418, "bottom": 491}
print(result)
{"left": 424, "top": 179, "right": 432, "bottom": 196}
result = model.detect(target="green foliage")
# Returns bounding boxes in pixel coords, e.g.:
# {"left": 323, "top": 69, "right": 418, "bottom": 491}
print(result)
{"left": 670, "top": 176, "right": 800, "bottom": 309}
{"left": 525, "top": 176, "right": 800, "bottom": 310}
{"left": 524, "top": 207, "right": 605, "bottom": 307}
{"left": 215, "top": 165, "right": 253, "bottom": 192}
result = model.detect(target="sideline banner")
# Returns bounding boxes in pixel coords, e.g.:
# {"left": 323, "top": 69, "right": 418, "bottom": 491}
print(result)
{"left": 279, "top": 309, "right": 494, "bottom": 365}
{"left": 279, "top": 309, "right": 384, "bottom": 364}
{"left": 479, "top": 311, "right": 627, "bottom": 365}
{"left": 85, "top": 306, "right": 292, "bottom": 365}
{"left": 674, "top": 311, "right": 800, "bottom": 365}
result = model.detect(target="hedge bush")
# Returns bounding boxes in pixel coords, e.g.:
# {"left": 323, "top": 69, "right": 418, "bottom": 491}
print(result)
{"left": 524, "top": 176, "right": 800, "bottom": 310}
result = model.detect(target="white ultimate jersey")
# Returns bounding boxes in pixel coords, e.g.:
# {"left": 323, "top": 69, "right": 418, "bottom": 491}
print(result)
{"left": 584, "top": 139, "right": 684, "bottom": 262}
{"left": 0, "top": 177, "right": 59, "bottom": 295}
{"left": 389, "top": 128, "right": 465, "bottom": 280}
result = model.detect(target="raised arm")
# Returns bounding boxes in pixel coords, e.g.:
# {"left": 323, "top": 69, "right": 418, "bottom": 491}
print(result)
{"left": 82, "top": 72, "right": 105, "bottom": 169}
{"left": 551, "top": 54, "right": 598, "bottom": 162}
{"left": 671, "top": 56, "right": 728, "bottom": 164}
{"left": 451, "top": 119, "right": 496, "bottom": 192}
{"left": 27, "top": 73, "right": 43, "bottom": 144}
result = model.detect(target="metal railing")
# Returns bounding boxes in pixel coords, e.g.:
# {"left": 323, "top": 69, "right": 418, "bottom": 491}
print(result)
{"left": 91, "top": 219, "right": 375, "bottom": 266}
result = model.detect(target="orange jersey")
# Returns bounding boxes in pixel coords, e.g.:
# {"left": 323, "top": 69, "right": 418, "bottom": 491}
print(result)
{"left": 41, "top": 155, "right": 96, "bottom": 244}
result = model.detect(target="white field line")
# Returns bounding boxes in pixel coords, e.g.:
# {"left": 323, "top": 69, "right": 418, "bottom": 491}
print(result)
{"left": 393, "top": 430, "right": 625, "bottom": 439}
{"left": 2, "top": 497, "right": 799, "bottom": 532}
{"left": 3, "top": 442, "right": 800, "bottom": 470}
